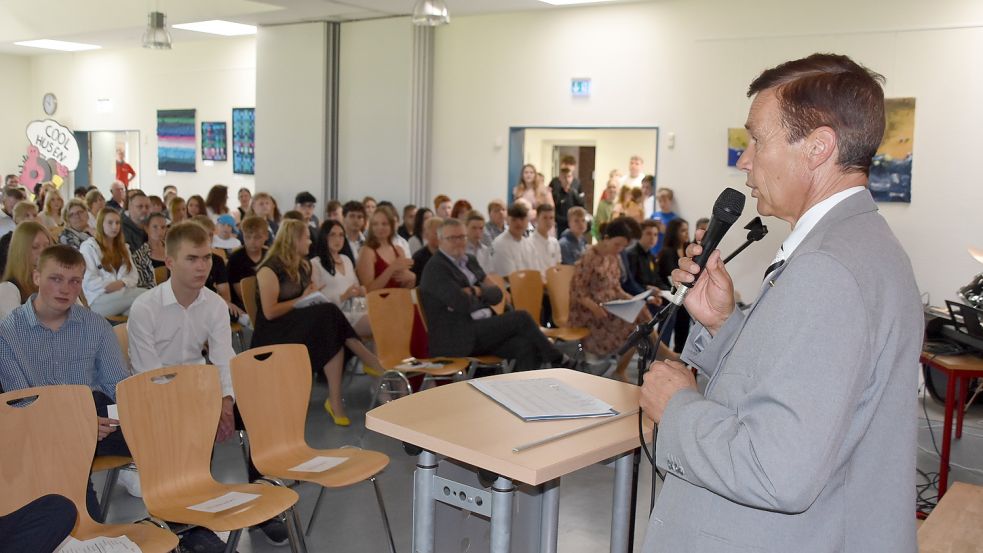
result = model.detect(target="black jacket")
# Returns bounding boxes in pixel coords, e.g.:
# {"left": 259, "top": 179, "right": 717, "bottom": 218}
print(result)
{"left": 418, "top": 250, "right": 498, "bottom": 356}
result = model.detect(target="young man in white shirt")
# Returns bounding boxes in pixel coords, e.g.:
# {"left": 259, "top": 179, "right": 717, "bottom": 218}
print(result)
{"left": 491, "top": 202, "right": 534, "bottom": 277}
{"left": 527, "top": 203, "right": 561, "bottom": 278}
{"left": 464, "top": 210, "right": 493, "bottom": 274}
{"left": 127, "top": 221, "right": 289, "bottom": 547}
{"left": 620, "top": 154, "right": 647, "bottom": 188}
{"left": 342, "top": 200, "right": 366, "bottom": 263}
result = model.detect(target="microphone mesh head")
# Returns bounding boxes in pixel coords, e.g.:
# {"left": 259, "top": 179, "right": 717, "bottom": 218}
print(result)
{"left": 712, "top": 188, "right": 746, "bottom": 224}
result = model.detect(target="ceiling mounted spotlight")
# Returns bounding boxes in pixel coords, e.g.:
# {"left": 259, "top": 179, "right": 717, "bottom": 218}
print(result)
{"left": 142, "top": 11, "right": 172, "bottom": 49}
{"left": 412, "top": 0, "right": 450, "bottom": 26}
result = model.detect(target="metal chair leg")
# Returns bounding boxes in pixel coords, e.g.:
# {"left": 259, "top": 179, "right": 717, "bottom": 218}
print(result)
{"left": 371, "top": 477, "right": 397, "bottom": 553}
{"left": 285, "top": 506, "right": 309, "bottom": 553}
{"left": 223, "top": 529, "right": 242, "bottom": 553}
{"left": 237, "top": 430, "right": 251, "bottom": 478}
{"left": 304, "top": 487, "right": 327, "bottom": 537}
{"left": 98, "top": 467, "right": 121, "bottom": 521}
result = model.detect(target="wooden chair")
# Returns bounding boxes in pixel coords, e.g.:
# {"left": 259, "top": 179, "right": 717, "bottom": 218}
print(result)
{"left": 211, "top": 247, "right": 228, "bottom": 262}
{"left": 231, "top": 344, "right": 396, "bottom": 550}
{"left": 0, "top": 385, "right": 177, "bottom": 551}
{"left": 544, "top": 265, "right": 591, "bottom": 343}
{"left": 116, "top": 365, "right": 305, "bottom": 553}
{"left": 241, "top": 276, "right": 258, "bottom": 326}
{"left": 366, "top": 288, "right": 470, "bottom": 403}
{"left": 153, "top": 266, "right": 169, "bottom": 285}
{"left": 113, "top": 322, "right": 131, "bottom": 373}
{"left": 485, "top": 273, "right": 510, "bottom": 315}
{"left": 507, "top": 270, "right": 544, "bottom": 322}
{"left": 410, "top": 288, "right": 508, "bottom": 373}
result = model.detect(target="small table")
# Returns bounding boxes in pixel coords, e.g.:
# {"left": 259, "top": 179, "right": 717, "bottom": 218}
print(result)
{"left": 917, "top": 482, "right": 983, "bottom": 552}
{"left": 919, "top": 352, "right": 983, "bottom": 499}
{"left": 366, "top": 368, "right": 652, "bottom": 553}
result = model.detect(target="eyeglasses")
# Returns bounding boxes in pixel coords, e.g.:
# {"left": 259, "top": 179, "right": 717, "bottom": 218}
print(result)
{"left": 442, "top": 234, "right": 466, "bottom": 241}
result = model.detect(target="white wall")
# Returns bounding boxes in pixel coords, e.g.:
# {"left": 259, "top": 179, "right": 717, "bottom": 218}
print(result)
{"left": 26, "top": 37, "right": 256, "bottom": 201}
{"left": 0, "top": 53, "right": 33, "bottom": 178}
{"left": 338, "top": 17, "right": 413, "bottom": 207}
{"left": 405, "top": 0, "right": 983, "bottom": 305}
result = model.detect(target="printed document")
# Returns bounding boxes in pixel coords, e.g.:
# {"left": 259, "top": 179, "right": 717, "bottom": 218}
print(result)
{"left": 602, "top": 290, "right": 652, "bottom": 323}
{"left": 188, "top": 491, "right": 259, "bottom": 513}
{"left": 470, "top": 377, "right": 617, "bottom": 421}
{"left": 289, "top": 456, "right": 347, "bottom": 473}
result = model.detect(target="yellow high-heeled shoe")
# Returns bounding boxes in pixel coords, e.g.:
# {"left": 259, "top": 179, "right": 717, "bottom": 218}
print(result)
{"left": 324, "top": 399, "right": 351, "bottom": 427}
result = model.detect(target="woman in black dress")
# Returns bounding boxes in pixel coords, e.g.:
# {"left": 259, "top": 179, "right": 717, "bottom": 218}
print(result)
{"left": 657, "top": 218, "right": 691, "bottom": 353}
{"left": 253, "top": 219, "right": 382, "bottom": 426}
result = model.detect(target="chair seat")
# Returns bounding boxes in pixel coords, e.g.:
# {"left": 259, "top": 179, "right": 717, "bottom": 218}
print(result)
{"left": 75, "top": 521, "right": 178, "bottom": 553}
{"left": 468, "top": 355, "right": 505, "bottom": 365}
{"left": 542, "top": 327, "right": 590, "bottom": 342}
{"left": 381, "top": 357, "right": 470, "bottom": 377}
{"left": 256, "top": 447, "right": 390, "bottom": 489}
{"left": 147, "top": 482, "right": 298, "bottom": 532}
{"left": 230, "top": 322, "right": 243, "bottom": 333}
{"left": 91, "top": 455, "right": 132, "bottom": 472}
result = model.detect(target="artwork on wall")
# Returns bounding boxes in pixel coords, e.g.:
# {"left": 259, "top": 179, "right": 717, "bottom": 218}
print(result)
{"left": 201, "top": 121, "right": 227, "bottom": 161}
{"left": 232, "top": 107, "right": 255, "bottom": 175}
{"left": 870, "top": 97, "right": 914, "bottom": 203}
{"left": 727, "top": 127, "right": 749, "bottom": 167}
{"left": 157, "top": 109, "right": 196, "bottom": 173}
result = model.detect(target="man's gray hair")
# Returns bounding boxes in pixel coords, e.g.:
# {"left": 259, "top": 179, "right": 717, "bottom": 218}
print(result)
{"left": 437, "top": 217, "right": 464, "bottom": 239}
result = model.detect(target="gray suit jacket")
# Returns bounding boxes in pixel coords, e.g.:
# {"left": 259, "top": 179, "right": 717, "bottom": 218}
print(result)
{"left": 643, "top": 191, "right": 923, "bottom": 553}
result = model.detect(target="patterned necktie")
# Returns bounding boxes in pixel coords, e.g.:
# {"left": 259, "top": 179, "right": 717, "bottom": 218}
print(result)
{"left": 763, "top": 246, "right": 785, "bottom": 280}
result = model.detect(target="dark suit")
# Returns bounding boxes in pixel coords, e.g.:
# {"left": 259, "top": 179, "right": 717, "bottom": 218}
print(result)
{"left": 419, "top": 250, "right": 562, "bottom": 372}
{"left": 121, "top": 214, "right": 147, "bottom": 254}
{"left": 626, "top": 243, "right": 669, "bottom": 290}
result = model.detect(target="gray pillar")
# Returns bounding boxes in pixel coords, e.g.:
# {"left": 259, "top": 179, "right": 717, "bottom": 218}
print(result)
{"left": 324, "top": 22, "right": 341, "bottom": 203}
{"left": 409, "top": 25, "right": 434, "bottom": 208}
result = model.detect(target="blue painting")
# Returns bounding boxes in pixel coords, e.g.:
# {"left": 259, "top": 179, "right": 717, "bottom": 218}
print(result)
{"left": 869, "top": 97, "right": 914, "bottom": 203}
{"left": 232, "top": 107, "right": 255, "bottom": 175}
{"left": 157, "top": 109, "right": 196, "bottom": 173}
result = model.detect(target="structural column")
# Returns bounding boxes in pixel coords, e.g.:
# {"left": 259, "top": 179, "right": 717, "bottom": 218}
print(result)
{"left": 409, "top": 25, "right": 435, "bottom": 207}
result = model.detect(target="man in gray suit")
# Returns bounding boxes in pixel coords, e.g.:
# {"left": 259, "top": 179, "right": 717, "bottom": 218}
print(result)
{"left": 639, "top": 54, "right": 923, "bottom": 552}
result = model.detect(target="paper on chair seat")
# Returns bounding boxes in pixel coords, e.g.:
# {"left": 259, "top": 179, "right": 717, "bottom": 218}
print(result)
{"left": 470, "top": 377, "right": 617, "bottom": 421}
{"left": 289, "top": 456, "right": 347, "bottom": 472}
{"left": 57, "top": 535, "right": 142, "bottom": 552}
{"left": 188, "top": 491, "right": 259, "bottom": 513}
{"left": 602, "top": 290, "right": 652, "bottom": 323}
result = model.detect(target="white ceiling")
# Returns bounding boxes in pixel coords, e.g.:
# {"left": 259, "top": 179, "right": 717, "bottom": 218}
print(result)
{"left": 0, "top": 0, "right": 620, "bottom": 55}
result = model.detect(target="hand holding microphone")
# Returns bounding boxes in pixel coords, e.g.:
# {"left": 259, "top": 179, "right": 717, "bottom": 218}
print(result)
{"left": 671, "top": 235, "right": 736, "bottom": 336}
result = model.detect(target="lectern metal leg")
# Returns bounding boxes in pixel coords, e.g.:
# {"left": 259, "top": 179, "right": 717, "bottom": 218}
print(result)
{"left": 413, "top": 450, "right": 439, "bottom": 553}
{"left": 610, "top": 452, "right": 633, "bottom": 553}
{"left": 540, "top": 479, "right": 560, "bottom": 553}
{"left": 490, "top": 475, "right": 515, "bottom": 553}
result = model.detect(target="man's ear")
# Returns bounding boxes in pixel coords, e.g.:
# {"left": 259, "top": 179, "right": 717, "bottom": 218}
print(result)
{"left": 32, "top": 269, "right": 40, "bottom": 288}
{"left": 806, "top": 126, "right": 837, "bottom": 170}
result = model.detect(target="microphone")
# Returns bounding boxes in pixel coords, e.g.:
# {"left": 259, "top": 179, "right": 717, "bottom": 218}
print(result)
{"left": 669, "top": 187, "right": 746, "bottom": 306}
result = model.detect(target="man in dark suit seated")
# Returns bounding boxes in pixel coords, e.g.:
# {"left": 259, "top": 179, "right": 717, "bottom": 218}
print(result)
{"left": 627, "top": 220, "right": 671, "bottom": 293}
{"left": 419, "top": 218, "right": 577, "bottom": 372}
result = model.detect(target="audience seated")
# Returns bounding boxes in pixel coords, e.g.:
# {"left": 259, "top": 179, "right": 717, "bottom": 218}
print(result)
{"left": 295, "top": 191, "right": 320, "bottom": 230}
{"left": 0, "top": 495, "right": 77, "bottom": 553}
{"left": 252, "top": 219, "right": 382, "bottom": 426}
{"left": 420, "top": 218, "right": 577, "bottom": 372}
{"left": 356, "top": 207, "right": 415, "bottom": 292}
{"left": 379, "top": 204, "right": 412, "bottom": 257}
{"left": 186, "top": 194, "right": 206, "bottom": 219}
{"left": 0, "top": 245, "right": 138, "bottom": 519}
{"left": 657, "top": 218, "right": 691, "bottom": 353}
{"left": 482, "top": 199, "right": 506, "bottom": 246}
{"left": 235, "top": 187, "right": 252, "bottom": 222}
{"left": 121, "top": 191, "right": 150, "bottom": 254}
{"left": 569, "top": 217, "right": 672, "bottom": 379}
{"left": 411, "top": 216, "right": 442, "bottom": 284}
{"left": 450, "top": 199, "right": 473, "bottom": 221}
{"left": 559, "top": 206, "right": 589, "bottom": 265}
{"left": 312, "top": 220, "right": 370, "bottom": 336}
{"left": 59, "top": 198, "right": 93, "bottom": 249}
{"left": 527, "top": 204, "right": 561, "bottom": 277}
{"left": 167, "top": 195, "right": 186, "bottom": 225}
{"left": 204, "top": 184, "right": 231, "bottom": 221}
{"left": 190, "top": 216, "right": 245, "bottom": 321}
{"left": 105, "top": 180, "right": 126, "bottom": 212}
{"left": 84, "top": 189, "right": 105, "bottom": 230}
{"left": 0, "top": 185, "right": 26, "bottom": 236}
{"left": 0, "top": 201, "right": 39, "bottom": 275}
{"left": 0, "top": 222, "right": 53, "bottom": 319}
{"left": 433, "top": 194, "right": 453, "bottom": 219}
{"left": 362, "top": 196, "right": 377, "bottom": 227}
{"left": 135, "top": 212, "right": 168, "bottom": 271}
{"left": 627, "top": 220, "right": 670, "bottom": 293}
{"left": 397, "top": 204, "right": 417, "bottom": 240}
{"left": 342, "top": 200, "right": 366, "bottom": 261}
{"left": 38, "top": 190, "right": 63, "bottom": 231}
{"left": 407, "top": 207, "right": 433, "bottom": 255}
{"left": 464, "top": 210, "right": 493, "bottom": 274}
{"left": 323, "top": 199, "right": 343, "bottom": 222}
{"left": 491, "top": 202, "right": 534, "bottom": 277}
{"left": 247, "top": 191, "right": 280, "bottom": 245}
{"left": 80, "top": 209, "right": 147, "bottom": 316}
{"left": 228, "top": 215, "right": 268, "bottom": 311}
{"left": 213, "top": 214, "right": 242, "bottom": 251}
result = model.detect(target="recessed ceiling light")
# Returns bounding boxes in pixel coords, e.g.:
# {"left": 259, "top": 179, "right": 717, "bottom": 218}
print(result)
{"left": 14, "top": 39, "right": 101, "bottom": 52}
{"left": 172, "top": 20, "right": 257, "bottom": 36}
{"left": 537, "top": 0, "right": 617, "bottom": 4}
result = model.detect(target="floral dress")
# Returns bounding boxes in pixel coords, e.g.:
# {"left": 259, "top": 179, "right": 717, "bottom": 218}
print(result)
{"left": 568, "top": 246, "right": 642, "bottom": 355}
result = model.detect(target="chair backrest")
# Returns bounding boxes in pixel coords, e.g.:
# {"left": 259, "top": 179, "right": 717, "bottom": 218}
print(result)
{"left": 153, "top": 266, "right": 169, "bottom": 285}
{"left": 113, "top": 323, "right": 131, "bottom": 374}
{"left": 116, "top": 365, "right": 222, "bottom": 511}
{"left": 0, "top": 385, "right": 96, "bottom": 531}
{"left": 508, "top": 270, "right": 544, "bottom": 322}
{"left": 485, "top": 273, "right": 510, "bottom": 316}
{"left": 231, "top": 345, "right": 311, "bottom": 474}
{"left": 241, "top": 276, "right": 258, "bottom": 325}
{"left": 367, "top": 288, "right": 415, "bottom": 368}
{"left": 211, "top": 248, "right": 228, "bottom": 262}
{"left": 545, "top": 265, "right": 575, "bottom": 328}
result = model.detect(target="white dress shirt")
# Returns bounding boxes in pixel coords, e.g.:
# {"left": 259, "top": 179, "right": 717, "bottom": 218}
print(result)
{"left": 466, "top": 241, "right": 494, "bottom": 275}
{"left": 127, "top": 279, "right": 235, "bottom": 398}
{"left": 526, "top": 231, "right": 561, "bottom": 277}
{"left": 0, "top": 282, "right": 21, "bottom": 320}
{"left": 771, "top": 187, "right": 866, "bottom": 266}
{"left": 491, "top": 231, "right": 534, "bottom": 276}
{"left": 311, "top": 255, "right": 358, "bottom": 305}
{"left": 620, "top": 173, "right": 646, "bottom": 188}
{"left": 643, "top": 195, "right": 655, "bottom": 219}
{"left": 392, "top": 234, "right": 412, "bottom": 258}
{"left": 0, "top": 210, "right": 14, "bottom": 238}
{"left": 79, "top": 237, "right": 139, "bottom": 304}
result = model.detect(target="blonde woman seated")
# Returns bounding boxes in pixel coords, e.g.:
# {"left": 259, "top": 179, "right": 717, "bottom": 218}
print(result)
{"left": 568, "top": 217, "right": 675, "bottom": 380}
{"left": 252, "top": 219, "right": 383, "bottom": 426}
{"left": 39, "top": 190, "right": 64, "bottom": 231}
{"left": 0, "top": 222, "right": 53, "bottom": 319}
{"left": 59, "top": 199, "right": 93, "bottom": 249}
{"left": 356, "top": 207, "right": 415, "bottom": 291}
{"left": 311, "top": 220, "right": 370, "bottom": 337}
{"left": 80, "top": 209, "right": 146, "bottom": 316}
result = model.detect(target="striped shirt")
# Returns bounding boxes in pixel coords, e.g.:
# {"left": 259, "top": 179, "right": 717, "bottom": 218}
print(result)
{"left": 0, "top": 296, "right": 128, "bottom": 400}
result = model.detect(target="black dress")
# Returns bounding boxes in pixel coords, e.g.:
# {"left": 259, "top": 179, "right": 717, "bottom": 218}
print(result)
{"left": 251, "top": 257, "right": 357, "bottom": 371}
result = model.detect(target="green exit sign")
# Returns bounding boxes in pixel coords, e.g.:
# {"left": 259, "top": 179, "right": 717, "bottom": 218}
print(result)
{"left": 571, "top": 78, "right": 591, "bottom": 98}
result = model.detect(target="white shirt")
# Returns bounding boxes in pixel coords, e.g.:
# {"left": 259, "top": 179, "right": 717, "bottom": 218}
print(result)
{"left": 127, "top": 279, "right": 235, "bottom": 398}
{"left": 310, "top": 255, "right": 358, "bottom": 305}
{"left": 643, "top": 195, "right": 655, "bottom": 219}
{"left": 79, "top": 237, "right": 139, "bottom": 304}
{"left": 771, "top": 187, "right": 866, "bottom": 266}
{"left": 0, "top": 281, "right": 22, "bottom": 320}
{"left": 0, "top": 210, "right": 14, "bottom": 237}
{"left": 620, "top": 173, "right": 646, "bottom": 188}
{"left": 408, "top": 236, "right": 424, "bottom": 255}
{"left": 347, "top": 232, "right": 365, "bottom": 261}
{"left": 392, "top": 234, "right": 412, "bottom": 258}
{"left": 491, "top": 231, "right": 534, "bottom": 276}
{"left": 213, "top": 235, "right": 242, "bottom": 250}
{"left": 526, "top": 231, "right": 561, "bottom": 277}
{"left": 466, "top": 241, "right": 494, "bottom": 275}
